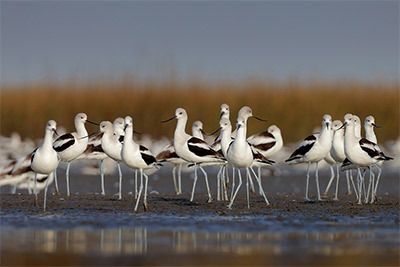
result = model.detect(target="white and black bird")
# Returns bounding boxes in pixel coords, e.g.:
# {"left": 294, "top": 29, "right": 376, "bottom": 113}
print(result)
{"left": 31, "top": 120, "right": 59, "bottom": 210}
{"left": 121, "top": 116, "right": 160, "bottom": 212}
{"left": 364, "top": 115, "right": 382, "bottom": 203}
{"left": 99, "top": 119, "right": 125, "bottom": 200}
{"left": 286, "top": 114, "right": 334, "bottom": 201}
{"left": 226, "top": 106, "right": 271, "bottom": 209}
{"left": 53, "top": 113, "right": 98, "bottom": 197}
{"left": 341, "top": 114, "right": 392, "bottom": 204}
{"left": 162, "top": 108, "right": 224, "bottom": 203}
{"left": 248, "top": 124, "right": 283, "bottom": 187}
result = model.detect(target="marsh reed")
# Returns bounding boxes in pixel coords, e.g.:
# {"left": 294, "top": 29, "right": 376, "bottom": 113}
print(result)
{"left": 1, "top": 79, "right": 398, "bottom": 143}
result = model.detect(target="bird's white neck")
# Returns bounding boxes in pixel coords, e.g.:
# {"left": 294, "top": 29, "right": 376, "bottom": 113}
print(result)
{"left": 174, "top": 117, "right": 188, "bottom": 140}
{"left": 236, "top": 124, "right": 247, "bottom": 143}
{"left": 318, "top": 124, "right": 333, "bottom": 144}
{"left": 124, "top": 125, "right": 138, "bottom": 150}
{"left": 344, "top": 123, "right": 358, "bottom": 147}
{"left": 273, "top": 131, "right": 283, "bottom": 147}
{"left": 192, "top": 129, "right": 204, "bottom": 140}
{"left": 75, "top": 121, "right": 88, "bottom": 138}
{"left": 333, "top": 129, "right": 344, "bottom": 143}
{"left": 43, "top": 128, "right": 54, "bottom": 150}
{"left": 365, "top": 126, "right": 377, "bottom": 143}
{"left": 220, "top": 126, "right": 232, "bottom": 156}
{"left": 354, "top": 124, "right": 361, "bottom": 139}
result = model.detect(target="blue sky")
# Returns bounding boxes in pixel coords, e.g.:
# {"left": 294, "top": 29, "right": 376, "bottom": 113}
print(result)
{"left": 1, "top": 1, "right": 398, "bottom": 84}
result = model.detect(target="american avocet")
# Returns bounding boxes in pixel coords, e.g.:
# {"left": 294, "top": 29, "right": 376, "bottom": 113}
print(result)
{"left": 364, "top": 115, "right": 382, "bottom": 203}
{"left": 248, "top": 125, "right": 283, "bottom": 159}
{"left": 248, "top": 125, "right": 283, "bottom": 192}
{"left": 156, "top": 144, "right": 186, "bottom": 195}
{"left": 286, "top": 114, "right": 333, "bottom": 201}
{"left": 53, "top": 113, "right": 97, "bottom": 197}
{"left": 210, "top": 104, "right": 233, "bottom": 200}
{"left": 31, "top": 120, "right": 59, "bottom": 210}
{"left": 99, "top": 120, "right": 126, "bottom": 199}
{"left": 0, "top": 154, "right": 34, "bottom": 189}
{"left": 226, "top": 106, "right": 270, "bottom": 209}
{"left": 341, "top": 114, "right": 392, "bottom": 204}
{"left": 210, "top": 117, "right": 232, "bottom": 201}
{"left": 122, "top": 116, "right": 159, "bottom": 212}
{"left": 322, "top": 120, "right": 352, "bottom": 200}
{"left": 162, "top": 108, "right": 224, "bottom": 203}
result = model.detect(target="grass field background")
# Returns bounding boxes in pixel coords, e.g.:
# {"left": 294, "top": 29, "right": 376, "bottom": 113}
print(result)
{"left": 1, "top": 79, "right": 399, "bottom": 143}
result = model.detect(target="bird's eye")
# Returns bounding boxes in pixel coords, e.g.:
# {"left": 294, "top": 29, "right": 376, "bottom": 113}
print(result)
{"left": 179, "top": 112, "right": 183, "bottom": 115}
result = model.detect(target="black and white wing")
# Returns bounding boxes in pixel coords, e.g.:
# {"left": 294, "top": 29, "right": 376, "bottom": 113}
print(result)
{"left": 140, "top": 145, "right": 157, "bottom": 166}
{"left": 359, "top": 138, "right": 393, "bottom": 161}
{"left": 248, "top": 131, "right": 275, "bottom": 145}
{"left": 187, "top": 137, "right": 223, "bottom": 158}
{"left": 11, "top": 150, "right": 36, "bottom": 176}
{"left": 88, "top": 132, "right": 103, "bottom": 146}
{"left": 248, "top": 132, "right": 277, "bottom": 153}
{"left": 210, "top": 139, "right": 222, "bottom": 153}
{"left": 53, "top": 133, "right": 75, "bottom": 152}
{"left": 286, "top": 134, "right": 317, "bottom": 162}
{"left": 156, "top": 144, "right": 179, "bottom": 162}
{"left": 252, "top": 149, "right": 275, "bottom": 165}
{"left": 0, "top": 159, "right": 17, "bottom": 177}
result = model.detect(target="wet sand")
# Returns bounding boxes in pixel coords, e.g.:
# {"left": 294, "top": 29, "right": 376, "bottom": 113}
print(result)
{"left": 1, "top": 168, "right": 399, "bottom": 266}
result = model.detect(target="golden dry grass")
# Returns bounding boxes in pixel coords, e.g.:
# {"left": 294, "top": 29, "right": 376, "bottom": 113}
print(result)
{"left": 1, "top": 79, "right": 399, "bottom": 143}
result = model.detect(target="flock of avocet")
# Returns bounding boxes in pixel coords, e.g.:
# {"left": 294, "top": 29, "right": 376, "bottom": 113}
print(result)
{"left": 0, "top": 104, "right": 397, "bottom": 212}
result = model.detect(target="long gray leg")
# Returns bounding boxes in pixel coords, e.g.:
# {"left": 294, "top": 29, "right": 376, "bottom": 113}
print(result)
{"left": 178, "top": 164, "right": 182, "bottom": 194}
{"left": 228, "top": 168, "right": 242, "bottom": 209}
{"left": 373, "top": 165, "right": 382, "bottom": 202}
{"left": 199, "top": 166, "right": 212, "bottom": 203}
{"left": 333, "top": 165, "right": 340, "bottom": 201}
{"left": 223, "top": 165, "right": 229, "bottom": 201}
{"left": 216, "top": 166, "right": 222, "bottom": 201}
{"left": 143, "top": 173, "right": 149, "bottom": 211}
{"left": 190, "top": 164, "right": 198, "bottom": 202}
{"left": 117, "top": 162, "right": 122, "bottom": 200}
{"left": 246, "top": 168, "right": 250, "bottom": 209}
{"left": 249, "top": 167, "right": 269, "bottom": 205}
{"left": 345, "top": 170, "right": 352, "bottom": 195}
{"left": 349, "top": 170, "right": 359, "bottom": 200}
{"left": 315, "top": 162, "right": 321, "bottom": 201}
{"left": 54, "top": 168, "right": 59, "bottom": 195}
{"left": 324, "top": 165, "right": 335, "bottom": 195}
{"left": 99, "top": 159, "right": 105, "bottom": 196}
{"left": 134, "top": 169, "right": 144, "bottom": 212}
{"left": 172, "top": 166, "right": 178, "bottom": 195}
{"left": 230, "top": 167, "right": 236, "bottom": 200}
{"left": 248, "top": 169, "right": 255, "bottom": 193}
{"left": 357, "top": 168, "right": 363, "bottom": 205}
{"left": 365, "top": 167, "right": 373, "bottom": 203}
{"left": 43, "top": 173, "right": 50, "bottom": 212}
{"left": 305, "top": 162, "right": 311, "bottom": 201}
{"left": 134, "top": 169, "right": 138, "bottom": 199}
{"left": 257, "top": 167, "right": 263, "bottom": 195}
{"left": 66, "top": 162, "right": 71, "bottom": 197}
{"left": 361, "top": 169, "right": 367, "bottom": 200}
{"left": 34, "top": 173, "right": 38, "bottom": 206}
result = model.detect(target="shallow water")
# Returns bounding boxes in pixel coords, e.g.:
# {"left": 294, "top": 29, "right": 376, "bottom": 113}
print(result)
{"left": 1, "top": 169, "right": 399, "bottom": 265}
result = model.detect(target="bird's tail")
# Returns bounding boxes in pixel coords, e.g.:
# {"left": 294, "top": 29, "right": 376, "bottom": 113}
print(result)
{"left": 378, "top": 153, "right": 394, "bottom": 161}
